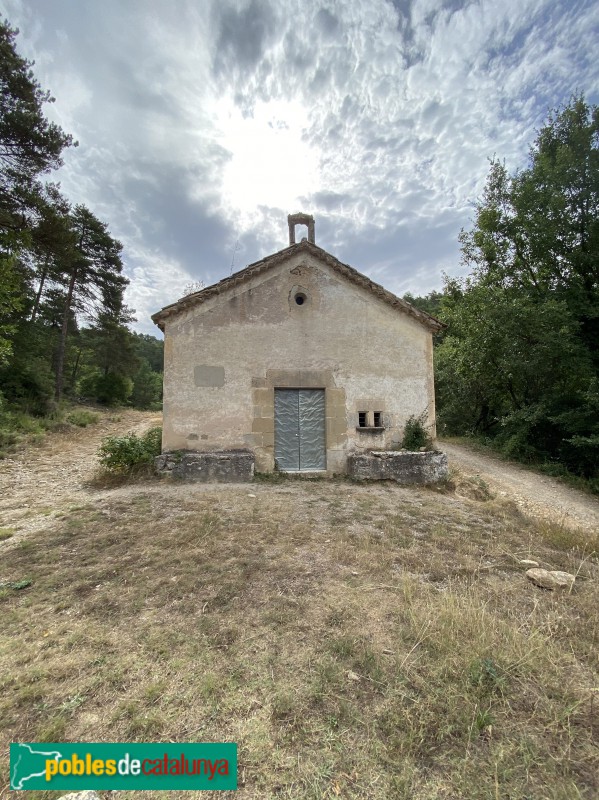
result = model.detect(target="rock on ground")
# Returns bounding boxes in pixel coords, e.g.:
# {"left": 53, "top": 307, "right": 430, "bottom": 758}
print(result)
{"left": 526, "top": 568, "right": 575, "bottom": 591}
{"left": 58, "top": 792, "right": 102, "bottom": 800}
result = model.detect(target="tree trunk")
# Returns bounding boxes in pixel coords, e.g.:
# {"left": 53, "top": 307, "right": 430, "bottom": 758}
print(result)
{"left": 30, "top": 262, "right": 48, "bottom": 323}
{"left": 71, "top": 348, "right": 82, "bottom": 384}
{"left": 55, "top": 266, "right": 77, "bottom": 401}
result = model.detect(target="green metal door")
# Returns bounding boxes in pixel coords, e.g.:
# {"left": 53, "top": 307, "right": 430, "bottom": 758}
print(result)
{"left": 274, "top": 389, "right": 326, "bottom": 471}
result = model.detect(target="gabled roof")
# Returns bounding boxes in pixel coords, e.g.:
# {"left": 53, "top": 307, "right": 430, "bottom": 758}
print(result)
{"left": 151, "top": 239, "right": 444, "bottom": 332}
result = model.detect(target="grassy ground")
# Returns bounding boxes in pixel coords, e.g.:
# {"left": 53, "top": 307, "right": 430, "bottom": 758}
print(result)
{"left": 0, "top": 404, "right": 101, "bottom": 459}
{"left": 1, "top": 476, "right": 597, "bottom": 799}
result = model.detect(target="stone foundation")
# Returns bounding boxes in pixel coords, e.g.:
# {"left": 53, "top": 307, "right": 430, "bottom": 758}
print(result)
{"left": 155, "top": 450, "right": 255, "bottom": 482}
{"left": 348, "top": 450, "right": 448, "bottom": 484}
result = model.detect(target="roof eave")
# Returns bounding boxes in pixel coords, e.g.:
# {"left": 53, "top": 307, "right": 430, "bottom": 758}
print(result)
{"left": 151, "top": 240, "right": 445, "bottom": 333}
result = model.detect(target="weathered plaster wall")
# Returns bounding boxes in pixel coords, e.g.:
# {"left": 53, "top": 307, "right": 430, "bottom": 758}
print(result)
{"left": 161, "top": 250, "right": 435, "bottom": 473}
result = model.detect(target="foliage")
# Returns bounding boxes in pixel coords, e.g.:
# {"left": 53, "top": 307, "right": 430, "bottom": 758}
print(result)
{"left": 0, "top": 19, "right": 163, "bottom": 429}
{"left": 0, "top": 19, "right": 74, "bottom": 261}
{"left": 0, "top": 578, "right": 32, "bottom": 589}
{"left": 0, "top": 350, "right": 55, "bottom": 415}
{"left": 0, "top": 19, "right": 74, "bottom": 365}
{"left": 182, "top": 280, "right": 205, "bottom": 296}
{"left": 131, "top": 332, "right": 164, "bottom": 373}
{"left": 0, "top": 387, "right": 62, "bottom": 456}
{"left": 66, "top": 409, "right": 99, "bottom": 427}
{"left": 98, "top": 427, "right": 162, "bottom": 474}
{"left": 0, "top": 20, "right": 73, "bottom": 186}
{"left": 436, "top": 96, "right": 599, "bottom": 480}
{"left": 0, "top": 398, "right": 46, "bottom": 455}
{"left": 103, "top": 375, "right": 134, "bottom": 407}
{"left": 403, "top": 290, "right": 445, "bottom": 321}
{"left": 0, "top": 254, "right": 25, "bottom": 364}
{"left": 130, "top": 359, "right": 163, "bottom": 409}
{"left": 75, "top": 329, "right": 163, "bottom": 408}
{"left": 91, "top": 372, "right": 133, "bottom": 406}
{"left": 0, "top": 19, "right": 165, "bottom": 457}
{"left": 401, "top": 413, "right": 432, "bottom": 450}
{"left": 51, "top": 203, "right": 129, "bottom": 401}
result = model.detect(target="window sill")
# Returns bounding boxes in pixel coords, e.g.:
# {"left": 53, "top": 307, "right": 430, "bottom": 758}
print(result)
{"left": 356, "top": 426, "right": 385, "bottom": 433}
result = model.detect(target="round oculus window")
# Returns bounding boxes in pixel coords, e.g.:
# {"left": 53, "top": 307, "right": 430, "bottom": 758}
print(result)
{"left": 294, "top": 292, "right": 307, "bottom": 305}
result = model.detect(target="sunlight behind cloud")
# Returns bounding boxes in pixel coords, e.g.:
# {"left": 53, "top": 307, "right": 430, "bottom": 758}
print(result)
{"left": 4, "top": 0, "right": 598, "bottom": 331}
{"left": 214, "top": 98, "right": 321, "bottom": 225}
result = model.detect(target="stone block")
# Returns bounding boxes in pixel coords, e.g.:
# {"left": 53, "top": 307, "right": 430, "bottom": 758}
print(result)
{"left": 253, "top": 388, "right": 273, "bottom": 404}
{"left": 348, "top": 450, "right": 448, "bottom": 485}
{"left": 155, "top": 450, "right": 254, "bottom": 483}
{"left": 252, "top": 417, "right": 274, "bottom": 433}
{"left": 326, "top": 418, "right": 347, "bottom": 436}
{"left": 298, "top": 370, "right": 331, "bottom": 388}
{"left": 326, "top": 388, "right": 346, "bottom": 404}
{"left": 266, "top": 369, "right": 333, "bottom": 388}
{"left": 255, "top": 450, "right": 274, "bottom": 472}
{"left": 355, "top": 398, "right": 385, "bottom": 410}
{"left": 266, "top": 369, "right": 300, "bottom": 387}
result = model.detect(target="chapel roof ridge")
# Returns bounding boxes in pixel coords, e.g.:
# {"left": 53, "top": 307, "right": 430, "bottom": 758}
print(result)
{"left": 151, "top": 237, "right": 444, "bottom": 334}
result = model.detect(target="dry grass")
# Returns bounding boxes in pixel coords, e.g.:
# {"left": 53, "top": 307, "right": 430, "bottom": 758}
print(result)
{"left": 0, "top": 479, "right": 597, "bottom": 800}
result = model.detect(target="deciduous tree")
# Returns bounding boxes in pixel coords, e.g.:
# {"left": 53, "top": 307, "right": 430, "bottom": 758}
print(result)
{"left": 436, "top": 96, "right": 599, "bottom": 479}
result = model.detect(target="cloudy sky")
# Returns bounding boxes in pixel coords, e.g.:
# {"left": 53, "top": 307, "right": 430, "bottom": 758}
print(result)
{"left": 4, "top": 0, "right": 598, "bottom": 335}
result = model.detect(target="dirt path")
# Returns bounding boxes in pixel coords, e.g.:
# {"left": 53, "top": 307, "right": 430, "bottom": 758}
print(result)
{"left": 0, "top": 409, "right": 161, "bottom": 539}
{"left": 441, "top": 440, "right": 599, "bottom": 533}
{"left": 2, "top": 417, "right": 598, "bottom": 546}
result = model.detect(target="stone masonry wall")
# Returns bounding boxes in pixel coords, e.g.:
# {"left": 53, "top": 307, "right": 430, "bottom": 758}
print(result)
{"left": 161, "top": 251, "right": 436, "bottom": 474}
{"left": 348, "top": 451, "right": 449, "bottom": 484}
{"left": 155, "top": 450, "right": 254, "bottom": 482}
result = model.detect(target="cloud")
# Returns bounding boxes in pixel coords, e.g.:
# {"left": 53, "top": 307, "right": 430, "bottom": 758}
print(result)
{"left": 212, "top": 0, "right": 280, "bottom": 78}
{"left": 3, "top": 0, "right": 598, "bottom": 335}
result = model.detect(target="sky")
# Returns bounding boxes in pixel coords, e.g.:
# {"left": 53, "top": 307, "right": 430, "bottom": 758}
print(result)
{"left": 3, "top": 0, "right": 599, "bottom": 335}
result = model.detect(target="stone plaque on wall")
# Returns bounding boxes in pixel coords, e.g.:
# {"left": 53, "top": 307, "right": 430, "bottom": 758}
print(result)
{"left": 194, "top": 365, "right": 225, "bottom": 387}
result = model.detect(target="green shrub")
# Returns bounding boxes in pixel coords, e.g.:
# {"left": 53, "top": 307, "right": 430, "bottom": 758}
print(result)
{"left": 0, "top": 392, "right": 48, "bottom": 456}
{"left": 130, "top": 360, "right": 163, "bottom": 409}
{"left": 0, "top": 357, "right": 55, "bottom": 416}
{"left": 67, "top": 410, "right": 100, "bottom": 427}
{"left": 401, "top": 413, "right": 432, "bottom": 451}
{"left": 98, "top": 427, "right": 162, "bottom": 475}
{"left": 80, "top": 371, "right": 133, "bottom": 405}
{"left": 97, "top": 373, "right": 133, "bottom": 405}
